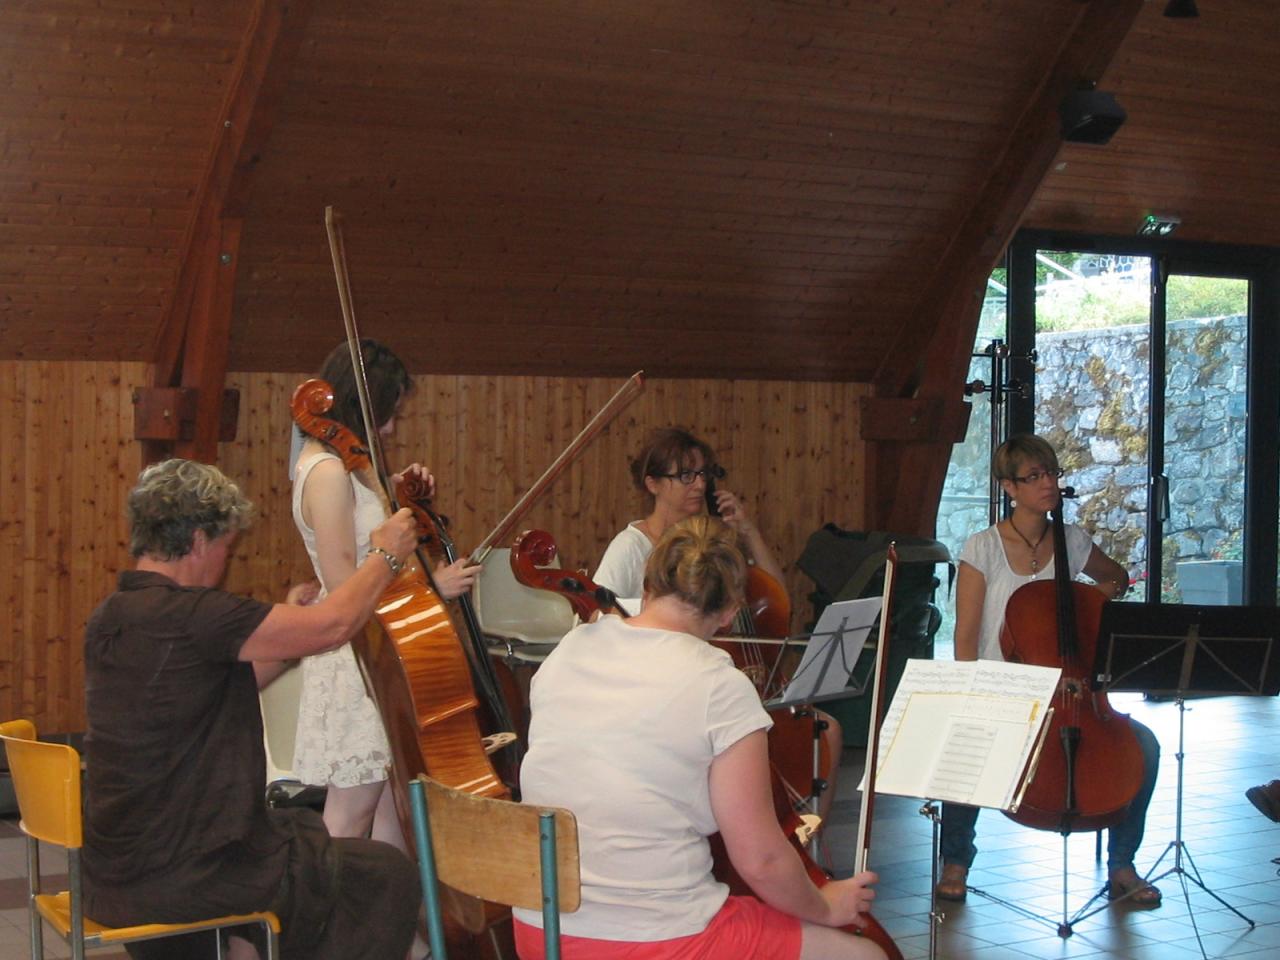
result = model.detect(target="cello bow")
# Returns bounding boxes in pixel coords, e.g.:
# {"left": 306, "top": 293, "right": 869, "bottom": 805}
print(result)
{"left": 467, "top": 370, "right": 645, "bottom": 566}
{"left": 854, "top": 542, "right": 899, "bottom": 880}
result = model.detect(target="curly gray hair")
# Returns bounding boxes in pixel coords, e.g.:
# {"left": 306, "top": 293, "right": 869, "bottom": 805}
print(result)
{"left": 127, "top": 459, "right": 254, "bottom": 559}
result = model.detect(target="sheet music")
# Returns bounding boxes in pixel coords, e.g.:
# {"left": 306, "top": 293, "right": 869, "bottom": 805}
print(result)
{"left": 928, "top": 720, "right": 997, "bottom": 801}
{"left": 874, "top": 659, "right": 1060, "bottom": 810}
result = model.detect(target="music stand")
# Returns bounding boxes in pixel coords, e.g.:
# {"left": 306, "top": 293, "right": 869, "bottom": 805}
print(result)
{"left": 763, "top": 596, "right": 883, "bottom": 710}
{"left": 1090, "top": 602, "right": 1280, "bottom": 957}
{"left": 729, "top": 598, "right": 881, "bottom": 844}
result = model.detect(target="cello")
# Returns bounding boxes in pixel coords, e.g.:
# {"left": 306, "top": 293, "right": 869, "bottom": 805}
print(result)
{"left": 510, "top": 530, "right": 903, "bottom": 960}
{"left": 298, "top": 208, "right": 522, "bottom": 946}
{"left": 1000, "top": 486, "right": 1144, "bottom": 834}
{"left": 289, "top": 378, "right": 513, "bottom": 807}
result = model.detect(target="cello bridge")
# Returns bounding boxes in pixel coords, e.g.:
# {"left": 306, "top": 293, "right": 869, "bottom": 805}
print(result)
{"left": 482, "top": 731, "right": 518, "bottom": 755}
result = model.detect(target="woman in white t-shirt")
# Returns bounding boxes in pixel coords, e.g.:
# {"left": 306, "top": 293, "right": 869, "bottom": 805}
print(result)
{"left": 516, "top": 516, "right": 886, "bottom": 960}
{"left": 936, "top": 433, "right": 1162, "bottom": 908}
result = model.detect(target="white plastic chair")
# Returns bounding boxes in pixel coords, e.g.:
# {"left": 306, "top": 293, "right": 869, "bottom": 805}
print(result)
{"left": 472, "top": 548, "right": 576, "bottom": 660}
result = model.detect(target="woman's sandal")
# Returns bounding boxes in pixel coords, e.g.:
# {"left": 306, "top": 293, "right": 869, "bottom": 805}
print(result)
{"left": 1107, "top": 868, "right": 1162, "bottom": 908}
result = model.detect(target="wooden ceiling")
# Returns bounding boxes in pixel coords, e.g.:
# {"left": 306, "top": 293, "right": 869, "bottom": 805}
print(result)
{"left": 2, "top": 0, "right": 1277, "bottom": 381}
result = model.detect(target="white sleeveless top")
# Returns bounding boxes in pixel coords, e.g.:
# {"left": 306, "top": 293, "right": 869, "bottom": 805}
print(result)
{"left": 290, "top": 451, "right": 393, "bottom": 787}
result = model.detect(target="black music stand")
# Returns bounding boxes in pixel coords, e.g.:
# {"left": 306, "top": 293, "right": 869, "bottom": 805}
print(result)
{"left": 756, "top": 601, "right": 881, "bottom": 831}
{"left": 1090, "top": 602, "right": 1280, "bottom": 956}
{"left": 762, "top": 597, "right": 883, "bottom": 710}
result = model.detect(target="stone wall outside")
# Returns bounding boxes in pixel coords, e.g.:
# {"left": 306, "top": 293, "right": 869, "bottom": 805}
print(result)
{"left": 939, "top": 313, "right": 1247, "bottom": 601}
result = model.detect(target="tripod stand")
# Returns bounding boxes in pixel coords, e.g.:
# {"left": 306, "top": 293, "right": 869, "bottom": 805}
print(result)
{"left": 1143, "top": 697, "right": 1253, "bottom": 954}
{"left": 1093, "top": 601, "right": 1280, "bottom": 960}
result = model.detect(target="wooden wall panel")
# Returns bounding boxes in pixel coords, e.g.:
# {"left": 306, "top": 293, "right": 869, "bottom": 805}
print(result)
{"left": 220, "top": 370, "right": 869, "bottom": 637}
{"left": 3, "top": 362, "right": 867, "bottom": 733}
{"left": 0, "top": 360, "right": 142, "bottom": 733}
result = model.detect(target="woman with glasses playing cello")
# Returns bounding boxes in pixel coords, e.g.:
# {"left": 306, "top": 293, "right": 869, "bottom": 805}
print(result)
{"left": 936, "top": 433, "right": 1162, "bottom": 907}
{"left": 594, "top": 427, "right": 785, "bottom": 607}
{"left": 593, "top": 427, "right": 843, "bottom": 825}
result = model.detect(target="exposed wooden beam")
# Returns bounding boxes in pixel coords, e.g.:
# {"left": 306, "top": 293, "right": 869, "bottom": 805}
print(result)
{"left": 142, "top": 0, "right": 315, "bottom": 464}
{"left": 865, "top": 0, "right": 1146, "bottom": 535}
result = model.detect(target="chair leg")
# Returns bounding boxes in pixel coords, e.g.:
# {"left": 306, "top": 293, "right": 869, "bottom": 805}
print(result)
{"left": 26, "top": 836, "right": 44, "bottom": 960}
{"left": 538, "top": 812, "right": 561, "bottom": 960}
{"left": 69, "top": 851, "right": 86, "bottom": 960}
{"left": 263, "top": 917, "right": 279, "bottom": 960}
{"left": 409, "top": 779, "right": 450, "bottom": 960}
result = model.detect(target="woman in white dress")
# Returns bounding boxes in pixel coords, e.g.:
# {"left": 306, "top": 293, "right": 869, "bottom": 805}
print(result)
{"left": 291, "top": 340, "right": 480, "bottom": 852}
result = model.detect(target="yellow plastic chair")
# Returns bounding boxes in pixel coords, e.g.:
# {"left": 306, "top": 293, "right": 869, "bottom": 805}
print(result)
{"left": 409, "top": 773, "right": 581, "bottom": 960}
{"left": 0, "top": 719, "right": 280, "bottom": 960}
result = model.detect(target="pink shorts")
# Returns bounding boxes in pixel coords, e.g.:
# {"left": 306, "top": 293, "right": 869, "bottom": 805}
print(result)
{"left": 513, "top": 895, "right": 803, "bottom": 960}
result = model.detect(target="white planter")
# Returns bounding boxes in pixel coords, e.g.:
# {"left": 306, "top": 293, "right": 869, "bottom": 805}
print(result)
{"left": 1175, "top": 560, "right": 1243, "bottom": 606}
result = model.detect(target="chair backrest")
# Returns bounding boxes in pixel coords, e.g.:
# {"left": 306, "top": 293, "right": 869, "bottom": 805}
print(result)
{"left": 0, "top": 719, "right": 82, "bottom": 849}
{"left": 417, "top": 774, "right": 580, "bottom": 913}
{"left": 259, "top": 663, "right": 304, "bottom": 784}
{"left": 472, "top": 548, "right": 576, "bottom": 647}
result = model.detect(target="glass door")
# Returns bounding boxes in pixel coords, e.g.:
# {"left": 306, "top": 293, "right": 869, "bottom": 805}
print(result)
{"left": 1029, "top": 250, "right": 1154, "bottom": 599}
{"left": 1004, "top": 230, "right": 1273, "bottom": 607}
{"left": 936, "top": 264, "right": 1011, "bottom": 656}
{"left": 1158, "top": 273, "right": 1250, "bottom": 605}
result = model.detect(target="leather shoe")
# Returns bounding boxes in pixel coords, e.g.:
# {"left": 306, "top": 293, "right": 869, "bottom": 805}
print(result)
{"left": 1246, "top": 780, "right": 1280, "bottom": 822}
{"left": 935, "top": 863, "right": 969, "bottom": 902}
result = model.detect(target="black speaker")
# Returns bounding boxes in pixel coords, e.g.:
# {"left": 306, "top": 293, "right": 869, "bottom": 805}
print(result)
{"left": 1059, "top": 90, "right": 1127, "bottom": 145}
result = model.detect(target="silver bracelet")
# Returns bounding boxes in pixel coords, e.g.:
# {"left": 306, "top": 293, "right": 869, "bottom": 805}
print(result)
{"left": 368, "top": 546, "right": 403, "bottom": 576}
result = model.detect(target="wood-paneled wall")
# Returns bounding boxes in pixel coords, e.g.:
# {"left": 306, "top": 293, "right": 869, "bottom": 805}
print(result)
{"left": 0, "top": 361, "right": 144, "bottom": 735}
{"left": 2, "top": 362, "right": 868, "bottom": 733}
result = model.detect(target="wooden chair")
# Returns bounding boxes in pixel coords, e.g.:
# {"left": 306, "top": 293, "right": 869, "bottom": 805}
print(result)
{"left": 408, "top": 774, "right": 580, "bottom": 960}
{"left": 0, "top": 719, "right": 280, "bottom": 960}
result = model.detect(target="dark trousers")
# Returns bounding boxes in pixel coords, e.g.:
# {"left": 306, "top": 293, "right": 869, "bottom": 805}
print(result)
{"left": 110, "top": 809, "right": 419, "bottom": 960}
{"left": 940, "top": 717, "right": 1160, "bottom": 872}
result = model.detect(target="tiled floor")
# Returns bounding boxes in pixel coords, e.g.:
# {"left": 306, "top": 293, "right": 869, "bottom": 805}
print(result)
{"left": 819, "top": 692, "right": 1280, "bottom": 960}
{"left": 3, "top": 692, "right": 1278, "bottom": 959}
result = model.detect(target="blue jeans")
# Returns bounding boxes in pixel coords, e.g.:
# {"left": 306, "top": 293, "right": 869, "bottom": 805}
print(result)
{"left": 940, "top": 718, "right": 1159, "bottom": 872}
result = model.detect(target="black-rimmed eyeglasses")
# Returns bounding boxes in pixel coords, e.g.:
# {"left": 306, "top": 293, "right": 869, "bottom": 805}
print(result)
{"left": 657, "top": 466, "right": 724, "bottom": 485}
{"left": 1011, "top": 468, "right": 1064, "bottom": 485}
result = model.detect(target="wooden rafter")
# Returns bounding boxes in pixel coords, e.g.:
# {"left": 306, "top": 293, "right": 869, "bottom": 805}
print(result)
{"left": 865, "top": 0, "right": 1146, "bottom": 535}
{"left": 141, "top": 0, "right": 315, "bottom": 465}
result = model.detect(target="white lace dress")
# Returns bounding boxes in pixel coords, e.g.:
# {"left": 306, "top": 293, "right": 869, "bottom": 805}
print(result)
{"left": 291, "top": 451, "right": 393, "bottom": 788}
